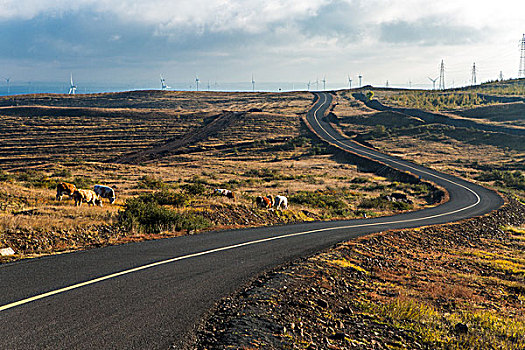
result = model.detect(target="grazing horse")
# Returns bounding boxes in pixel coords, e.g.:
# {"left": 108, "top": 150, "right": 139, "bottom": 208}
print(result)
{"left": 274, "top": 195, "right": 288, "bottom": 210}
{"left": 56, "top": 182, "right": 77, "bottom": 201}
{"left": 213, "top": 188, "right": 236, "bottom": 200}
{"left": 73, "top": 189, "right": 102, "bottom": 207}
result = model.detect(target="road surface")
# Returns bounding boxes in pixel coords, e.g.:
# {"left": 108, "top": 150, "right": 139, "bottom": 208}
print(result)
{"left": 0, "top": 92, "right": 503, "bottom": 349}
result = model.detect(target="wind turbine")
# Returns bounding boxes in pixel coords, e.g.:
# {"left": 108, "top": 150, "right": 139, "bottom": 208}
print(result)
{"left": 68, "top": 74, "right": 77, "bottom": 95}
{"left": 160, "top": 74, "right": 170, "bottom": 90}
{"left": 315, "top": 77, "right": 319, "bottom": 90}
{"left": 251, "top": 74, "right": 255, "bottom": 92}
{"left": 3, "top": 77, "right": 10, "bottom": 94}
{"left": 195, "top": 75, "right": 200, "bottom": 91}
{"left": 358, "top": 74, "right": 362, "bottom": 87}
{"left": 307, "top": 81, "right": 311, "bottom": 91}
{"left": 428, "top": 76, "right": 438, "bottom": 90}
{"left": 347, "top": 75, "right": 352, "bottom": 89}
{"left": 322, "top": 76, "right": 326, "bottom": 90}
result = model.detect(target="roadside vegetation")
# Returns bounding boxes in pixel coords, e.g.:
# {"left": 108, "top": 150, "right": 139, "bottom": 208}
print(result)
{"left": 377, "top": 79, "right": 524, "bottom": 111}
{"left": 383, "top": 91, "right": 490, "bottom": 111}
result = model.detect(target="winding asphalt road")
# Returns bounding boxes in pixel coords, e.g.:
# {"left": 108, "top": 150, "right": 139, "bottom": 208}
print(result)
{"left": 0, "top": 92, "right": 503, "bottom": 349}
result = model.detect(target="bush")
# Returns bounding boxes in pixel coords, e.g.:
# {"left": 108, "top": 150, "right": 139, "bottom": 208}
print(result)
{"left": 52, "top": 169, "right": 72, "bottom": 178}
{"left": 138, "top": 190, "right": 189, "bottom": 207}
{"left": 14, "top": 170, "right": 60, "bottom": 188}
{"left": 281, "top": 136, "right": 310, "bottom": 151}
{"left": 181, "top": 182, "right": 207, "bottom": 196}
{"left": 476, "top": 170, "right": 525, "bottom": 190}
{"left": 73, "top": 176, "right": 94, "bottom": 189}
{"left": 0, "top": 169, "right": 13, "bottom": 182}
{"left": 118, "top": 197, "right": 210, "bottom": 234}
{"left": 358, "top": 197, "right": 390, "bottom": 210}
{"left": 137, "top": 175, "right": 166, "bottom": 189}
{"left": 289, "top": 191, "right": 347, "bottom": 210}
{"left": 358, "top": 197, "right": 413, "bottom": 211}
{"left": 350, "top": 177, "right": 369, "bottom": 184}
{"left": 243, "top": 168, "right": 282, "bottom": 180}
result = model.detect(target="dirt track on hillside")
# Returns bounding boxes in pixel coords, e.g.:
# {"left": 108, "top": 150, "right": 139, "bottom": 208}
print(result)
{"left": 113, "top": 111, "right": 246, "bottom": 164}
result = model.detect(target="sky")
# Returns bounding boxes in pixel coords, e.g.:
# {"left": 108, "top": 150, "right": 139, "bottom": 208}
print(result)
{"left": 0, "top": 0, "right": 524, "bottom": 91}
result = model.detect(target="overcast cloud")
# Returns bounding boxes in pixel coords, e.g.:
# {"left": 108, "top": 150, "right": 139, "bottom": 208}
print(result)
{"left": 0, "top": 0, "right": 523, "bottom": 90}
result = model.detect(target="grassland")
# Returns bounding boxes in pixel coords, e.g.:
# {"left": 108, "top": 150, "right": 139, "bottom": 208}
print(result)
{"left": 0, "top": 90, "right": 439, "bottom": 262}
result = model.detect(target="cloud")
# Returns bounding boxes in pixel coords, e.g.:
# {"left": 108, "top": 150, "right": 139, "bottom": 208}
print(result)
{"left": 297, "top": 0, "right": 363, "bottom": 43}
{"left": 0, "top": 0, "right": 522, "bottom": 86}
{"left": 379, "top": 17, "right": 485, "bottom": 45}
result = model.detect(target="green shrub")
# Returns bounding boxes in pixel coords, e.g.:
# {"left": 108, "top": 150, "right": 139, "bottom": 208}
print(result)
{"left": 0, "top": 169, "right": 13, "bottom": 182}
{"left": 118, "top": 197, "right": 210, "bottom": 234}
{"left": 52, "top": 169, "right": 72, "bottom": 178}
{"left": 138, "top": 190, "right": 189, "bottom": 207}
{"left": 308, "top": 144, "right": 327, "bottom": 155}
{"left": 281, "top": 136, "right": 310, "bottom": 151}
{"left": 181, "top": 182, "right": 207, "bottom": 196}
{"left": 73, "top": 176, "right": 94, "bottom": 189}
{"left": 476, "top": 170, "right": 525, "bottom": 190}
{"left": 358, "top": 197, "right": 390, "bottom": 210}
{"left": 243, "top": 168, "right": 282, "bottom": 180}
{"left": 290, "top": 191, "right": 347, "bottom": 210}
{"left": 14, "top": 170, "right": 60, "bottom": 188}
{"left": 350, "top": 177, "right": 369, "bottom": 184}
{"left": 358, "top": 197, "right": 413, "bottom": 211}
{"left": 137, "top": 175, "right": 166, "bottom": 189}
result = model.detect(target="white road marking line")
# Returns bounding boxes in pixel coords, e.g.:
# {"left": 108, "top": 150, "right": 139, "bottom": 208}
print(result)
{"left": 0, "top": 93, "right": 485, "bottom": 313}
{"left": 310, "top": 93, "right": 481, "bottom": 209}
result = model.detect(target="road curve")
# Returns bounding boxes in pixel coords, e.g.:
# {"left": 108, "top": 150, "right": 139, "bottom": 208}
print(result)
{"left": 0, "top": 92, "right": 503, "bottom": 349}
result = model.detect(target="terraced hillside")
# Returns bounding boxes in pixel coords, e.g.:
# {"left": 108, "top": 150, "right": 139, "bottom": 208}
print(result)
{"left": 0, "top": 91, "right": 311, "bottom": 168}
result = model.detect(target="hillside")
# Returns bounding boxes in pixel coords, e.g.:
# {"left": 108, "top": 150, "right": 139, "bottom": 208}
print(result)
{"left": 0, "top": 90, "right": 443, "bottom": 262}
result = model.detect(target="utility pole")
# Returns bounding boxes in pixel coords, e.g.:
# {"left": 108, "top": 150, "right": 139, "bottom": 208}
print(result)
{"left": 471, "top": 62, "right": 477, "bottom": 85}
{"left": 518, "top": 34, "right": 525, "bottom": 78}
{"left": 438, "top": 60, "right": 445, "bottom": 90}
